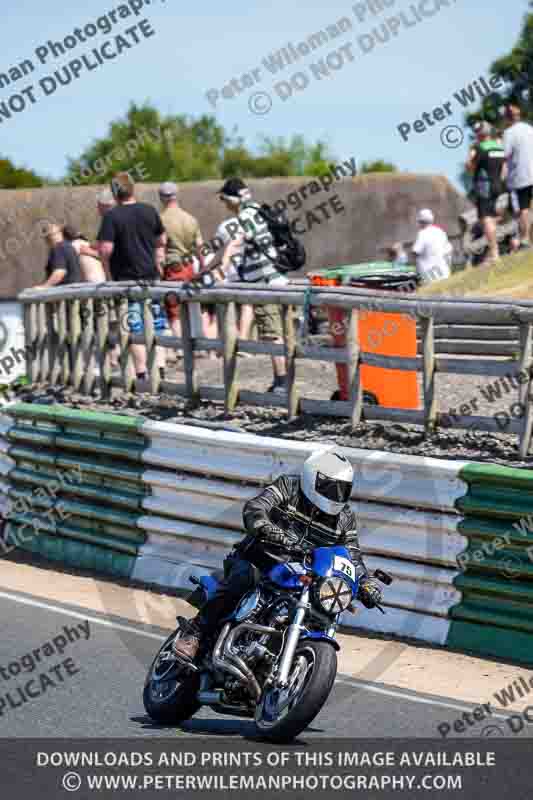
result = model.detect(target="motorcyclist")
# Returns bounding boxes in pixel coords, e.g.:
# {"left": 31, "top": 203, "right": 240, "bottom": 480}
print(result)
{"left": 172, "top": 447, "right": 383, "bottom": 664}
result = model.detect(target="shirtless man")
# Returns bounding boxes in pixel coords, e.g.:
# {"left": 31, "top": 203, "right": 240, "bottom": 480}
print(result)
{"left": 62, "top": 226, "right": 105, "bottom": 283}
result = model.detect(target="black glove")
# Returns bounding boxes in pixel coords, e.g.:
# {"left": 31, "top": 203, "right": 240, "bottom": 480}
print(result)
{"left": 357, "top": 579, "right": 383, "bottom": 609}
{"left": 261, "top": 524, "right": 301, "bottom": 550}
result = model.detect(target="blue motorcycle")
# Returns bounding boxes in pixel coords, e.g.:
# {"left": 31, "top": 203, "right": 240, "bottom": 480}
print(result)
{"left": 144, "top": 540, "right": 391, "bottom": 742}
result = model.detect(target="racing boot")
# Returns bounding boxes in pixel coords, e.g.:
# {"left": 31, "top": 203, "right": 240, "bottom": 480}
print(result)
{"left": 172, "top": 619, "right": 202, "bottom": 664}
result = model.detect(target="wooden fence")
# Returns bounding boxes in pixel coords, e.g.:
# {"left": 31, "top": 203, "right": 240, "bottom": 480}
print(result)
{"left": 18, "top": 280, "right": 533, "bottom": 456}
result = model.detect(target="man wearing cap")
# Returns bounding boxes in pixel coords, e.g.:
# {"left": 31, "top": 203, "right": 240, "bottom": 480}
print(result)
{"left": 503, "top": 102, "right": 533, "bottom": 250}
{"left": 466, "top": 121, "right": 506, "bottom": 264}
{"left": 158, "top": 182, "right": 205, "bottom": 340}
{"left": 97, "top": 172, "right": 167, "bottom": 383}
{"left": 216, "top": 178, "right": 288, "bottom": 393}
{"left": 411, "top": 209, "right": 452, "bottom": 285}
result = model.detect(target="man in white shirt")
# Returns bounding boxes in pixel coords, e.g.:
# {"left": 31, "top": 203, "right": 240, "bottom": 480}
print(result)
{"left": 503, "top": 103, "right": 533, "bottom": 249}
{"left": 411, "top": 209, "right": 452, "bottom": 285}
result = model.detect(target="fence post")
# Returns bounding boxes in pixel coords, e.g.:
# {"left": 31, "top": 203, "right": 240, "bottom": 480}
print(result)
{"left": 24, "top": 302, "right": 39, "bottom": 384}
{"left": 223, "top": 301, "right": 239, "bottom": 413}
{"left": 118, "top": 297, "right": 135, "bottom": 393}
{"left": 81, "top": 299, "right": 95, "bottom": 396}
{"left": 46, "top": 302, "right": 59, "bottom": 384}
{"left": 346, "top": 309, "right": 362, "bottom": 428}
{"left": 144, "top": 298, "right": 159, "bottom": 395}
{"left": 421, "top": 315, "right": 436, "bottom": 434}
{"left": 49, "top": 300, "right": 67, "bottom": 386}
{"left": 282, "top": 304, "right": 298, "bottom": 419}
{"left": 180, "top": 301, "right": 199, "bottom": 406}
{"left": 69, "top": 299, "right": 83, "bottom": 391}
{"left": 38, "top": 303, "right": 50, "bottom": 383}
{"left": 96, "top": 299, "right": 111, "bottom": 399}
{"left": 519, "top": 320, "right": 533, "bottom": 457}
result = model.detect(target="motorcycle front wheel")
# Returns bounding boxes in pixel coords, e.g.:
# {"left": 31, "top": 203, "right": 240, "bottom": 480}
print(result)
{"left": 254, "top": 640, "right": 337, "bottom": 742}
{"left": 143, "top": 629, "right": 201, "bottom": 724}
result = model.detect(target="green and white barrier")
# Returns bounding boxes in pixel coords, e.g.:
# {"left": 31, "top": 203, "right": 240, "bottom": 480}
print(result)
{"left": 2, "top": 403, "right": 533, "bottom": 664}
{"left": 0, "top": 404, "right": 147, "bottom": 577}
{"left": 447, "top": 463, "right": 533, "bottom": 664}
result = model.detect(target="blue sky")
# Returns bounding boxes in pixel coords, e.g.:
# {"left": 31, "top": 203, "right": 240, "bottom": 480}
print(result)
{"left": 0, "top": 0, "right": 527, "bottom": 189}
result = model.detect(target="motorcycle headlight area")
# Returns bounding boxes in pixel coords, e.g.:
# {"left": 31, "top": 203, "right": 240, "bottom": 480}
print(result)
{"left": 234, "top": 589, "right": 262, "bottom": 622}
{"left": 317, "top": 577, "right": 353, "bottom": 615}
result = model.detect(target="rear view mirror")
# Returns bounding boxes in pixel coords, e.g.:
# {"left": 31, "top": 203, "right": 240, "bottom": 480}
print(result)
{"left": 373, "top": 569, "right": 393, "bottom": 586}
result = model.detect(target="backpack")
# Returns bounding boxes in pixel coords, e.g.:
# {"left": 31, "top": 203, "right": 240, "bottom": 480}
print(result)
{"left": 244, "top": 202, "right": 306, "bottom": 273}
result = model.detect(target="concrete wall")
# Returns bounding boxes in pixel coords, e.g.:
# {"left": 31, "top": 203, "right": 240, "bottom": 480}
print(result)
{"left": 0, "top": 174, "right": 469, "bottom": 299}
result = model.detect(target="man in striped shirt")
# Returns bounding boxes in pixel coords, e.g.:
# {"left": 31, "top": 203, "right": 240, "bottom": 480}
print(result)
{"left": 216, "top": 178, "right": 288, "bottom": 394}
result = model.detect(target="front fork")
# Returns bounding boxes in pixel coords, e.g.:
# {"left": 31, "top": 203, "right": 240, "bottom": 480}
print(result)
{"left": 275, "top": 587, "right": 310, "bottom": 688}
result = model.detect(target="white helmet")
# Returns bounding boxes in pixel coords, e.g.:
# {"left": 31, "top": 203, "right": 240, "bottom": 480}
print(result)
{"left": 301, "top": 448, "right": 354, "bottom": 515}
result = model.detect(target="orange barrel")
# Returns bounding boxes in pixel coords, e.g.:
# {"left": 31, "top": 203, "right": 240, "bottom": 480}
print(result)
{"left": 358, "top": 310, "right": 419, "bottom": 408}
{"left": 309, "top": 274, "right": 419, "bottom": 408}
{"left": 330, "top": 309, "right": 418, "bottom": 407}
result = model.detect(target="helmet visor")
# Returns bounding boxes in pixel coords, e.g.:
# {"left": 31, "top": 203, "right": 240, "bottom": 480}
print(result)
{"left": 315, "top": 472, "right": 352, "bottom": 504}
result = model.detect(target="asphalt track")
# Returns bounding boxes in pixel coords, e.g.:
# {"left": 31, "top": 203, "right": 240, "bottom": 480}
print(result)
{"left": 0, "top": 586, "right": 525, "bottom": 742}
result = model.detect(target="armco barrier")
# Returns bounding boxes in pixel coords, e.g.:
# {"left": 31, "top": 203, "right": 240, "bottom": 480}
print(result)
{"left": 2, "top": 403, "right": 533, "bottom": 664}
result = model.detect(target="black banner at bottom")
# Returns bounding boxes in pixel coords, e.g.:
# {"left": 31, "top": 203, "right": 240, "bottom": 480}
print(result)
{"left": 2, "top": 739, "right": 530, "bottom": 799}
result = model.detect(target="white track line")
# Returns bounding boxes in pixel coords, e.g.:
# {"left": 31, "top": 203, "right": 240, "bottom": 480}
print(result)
{"left": 0, "top": 588, "right": 508, "bottom": 718}
{"left": 335, "top": 677, "right": 508, "bottom": 719}
{"left": 0, "top": 589, "right": 165, "bottom": 642}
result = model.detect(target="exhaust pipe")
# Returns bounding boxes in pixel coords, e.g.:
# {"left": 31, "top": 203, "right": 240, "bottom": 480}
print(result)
{"left": 212, "top": 623, "right": 250, "bottom": 686}
{"left": 223, "top": 623, "right": 280, "bottom": 702}
{"left": 212, "top": 622, "right": 281, "bottom": 703}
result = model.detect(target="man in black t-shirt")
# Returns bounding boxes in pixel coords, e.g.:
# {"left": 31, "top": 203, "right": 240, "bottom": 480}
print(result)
{"left": 32, "top": 223, "right": 82, "bottom": 289}
{"left": 97, "top": 173, "right": 167, "bottom": 381}
{"left": 97, "top": 173, "right": 166, "bottom": 282}
{"left": 466, "top": 121, "right": 506, "bottom": 264}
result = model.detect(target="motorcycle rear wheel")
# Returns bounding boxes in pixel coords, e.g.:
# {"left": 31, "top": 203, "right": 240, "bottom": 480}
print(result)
{"left": 143, "top": 629, "right": 201, "bottom": 724}
{"left": 254, "top": 640, "right": 337, "bottom": 742}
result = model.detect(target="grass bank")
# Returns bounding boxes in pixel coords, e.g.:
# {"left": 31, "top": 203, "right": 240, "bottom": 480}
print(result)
{"left": 416, "top": 250, "right": 533, "bottom": 299}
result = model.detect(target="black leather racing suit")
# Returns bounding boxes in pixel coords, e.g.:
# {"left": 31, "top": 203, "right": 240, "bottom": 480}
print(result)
{"left": 195, "top": 475, "right": 369, "bottom": 636}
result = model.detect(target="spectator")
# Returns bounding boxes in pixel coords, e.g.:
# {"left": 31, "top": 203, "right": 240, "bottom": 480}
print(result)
{"left": 216, "top": 178, "right": 288, "bottom": 393}
{"left": 32, "top": 223, "right": 82, "bottom": 290}
{"left": 466, "top": 121, "right": 506, "bottom": 264}
{"left": 411, "top": 209, "right": 452, "bottom": 284}
{"left": 63, "top": 225, "right": 106, "bottom": 283}
{"left": 503, "top": 102, "right": 533, "bottom": 250}
{"left": 96, "top": 189, "right": 115, "bottom": 218}
{"left": 158, "top": 181, "right": 206, "bottom": 343}
{"left": 97, "top": 172, "right": 167, "bottom": 383}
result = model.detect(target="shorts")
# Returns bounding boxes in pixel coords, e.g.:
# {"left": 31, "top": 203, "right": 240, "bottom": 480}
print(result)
{"left": 514, "top": 185, "right": 533, "bottom": 212}
{"left": 164, "top": 262, "right": 195, "bottom": 322}
{"left": 126, "top": 300, "right": 167, "bottom": 335}
{"left": 254, "top": 304, "right": 283, "bottom": 341}
{"left": 477, "top": 194, "right": 501, "bottom": 219}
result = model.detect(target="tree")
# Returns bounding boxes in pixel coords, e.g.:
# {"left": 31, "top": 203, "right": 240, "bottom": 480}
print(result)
{"left": 465, "top": 4, "right": 533, "bottom": 131}
{"left": 359, "top": 160, "right": 397, "bottom": 173}
{"left": 64, "top": 103, "right": 338, "bottom": 184}
{"left": 65, "top": 103, "right": 226, "bottom": 185}
{"left": 0, "top": 157, "right": 43, "bottom": 189}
